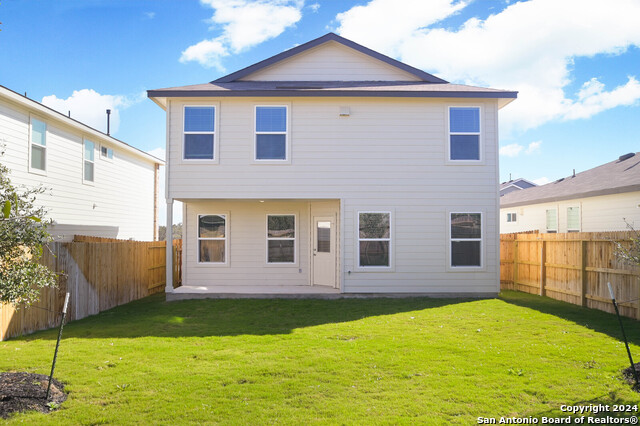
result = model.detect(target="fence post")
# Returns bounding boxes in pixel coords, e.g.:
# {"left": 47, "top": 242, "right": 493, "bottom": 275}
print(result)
{"left": 513, "top": 239, "right": 519, "bottom": 289}
{"left": 540, "top": 240, "right": 546, "bottom": 297}
{"left": 581, "top": 240, "right": 588, "bottom": 307}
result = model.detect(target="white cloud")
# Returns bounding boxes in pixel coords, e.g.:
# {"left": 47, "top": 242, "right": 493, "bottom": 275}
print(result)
{"left": 180, "top": 38, "right": 229, "bottom": 71}
{"left": 525, "top": 141, "right": 542, "bottom": 154}
{"left": 144, "top": 11, "right": 155, "bottom": 20}
{"left": 180, "top": 0, "right": 304, "bottom": 69}
{"left": 41, "top": 89, "right": 143, "bottom": 134}
{"left": 309, "top": 3, "right": 320, "bottom": 12}
{"left": 533, "top": 177, "right": 551, "bottom": 186}
{"left": 500, "top": 140, "right": 542, "bottom": 157}
{"left": 335, "top": 0, "right": 640, "bottom": 134}
{"left": 563, "top": 76, "right": 640, "bottom": 120}
{"left": 499, "top": 143, "right": 524, "bottom": 157}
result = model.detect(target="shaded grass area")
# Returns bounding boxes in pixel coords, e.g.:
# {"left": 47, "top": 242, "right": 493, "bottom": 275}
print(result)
{"left": 1, "top": 291, "right": 638, "bottom": 424}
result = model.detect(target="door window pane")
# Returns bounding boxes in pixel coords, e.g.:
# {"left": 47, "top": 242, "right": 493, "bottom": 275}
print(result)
{"left": 317, "top": 221, "right": 330, "bottom": 253}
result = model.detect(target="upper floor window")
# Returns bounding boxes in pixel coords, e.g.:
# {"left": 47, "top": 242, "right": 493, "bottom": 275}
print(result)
{"left": 184, "top": 106, "right": 215, "bottom": 160}
{"left": 30, "top": 118, "right": 46, "bottom": 172}
{"left": 84, "top": 139, "right": 95, "bottom": 183}
{"left": 449, "top": 107, "right": 480, "bottom": 161}
{"left": 358, "top": 212, "right": 391, "bottom": 268}
{"left": 100, "top": 145, "right": 113, "bottom": 160}
{"left": 255, "top": 106, "right": 288, "bottom": 161}
{"left": 450, "top": 212, "right": 482, "bottom": 267}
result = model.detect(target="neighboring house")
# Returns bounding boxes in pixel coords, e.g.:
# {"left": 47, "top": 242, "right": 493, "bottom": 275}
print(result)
{"left": 500, "top": 178, "right": 536, "bottom": 197}
{"left": 148, "top": 33, "right": 517, "bottom": 297}
{"left": 500, "top": 153, "right": 640, "bottom": 234}
{"left": 0, "top": 85, "right": 164, "bottom": 241}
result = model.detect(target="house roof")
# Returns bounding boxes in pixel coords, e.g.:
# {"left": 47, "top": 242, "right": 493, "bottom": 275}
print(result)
{"left": 0, "top": 85, "right": 164, "bottom": 166}
{"left": 499, "top": 178, "right": 537, "bottom": 192}
{"left": 500, "top": 153, "right": 640, "bottom": 208}
{"left": 148, "top": 33, "right": 517, "bottom": 109}
{"left": 214, "top": 33, "right": 448, "bottom": 84}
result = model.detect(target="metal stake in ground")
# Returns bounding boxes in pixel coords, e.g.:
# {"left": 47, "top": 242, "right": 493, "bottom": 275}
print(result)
{"left": 607, "top": 282, "right": 640, "bottom": 389}
{"left": 46, "top": 292, "right": 70, "bottom": 401}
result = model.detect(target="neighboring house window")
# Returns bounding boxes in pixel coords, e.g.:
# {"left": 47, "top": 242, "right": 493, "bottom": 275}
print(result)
{"left": 449, "top": 107, "right": 480, "bottom": 161}
{"left": 358, "top": 212, "right": 391, "bottom": 267}
{"left": 198, "top": 214, "right": 227, "bottom": 263}
{"left": 507, "top": 212, "right": 517, "bottom": 222}
{"left": 184, "top": 106, "right": 215, "bottom": 160}
{"left": 267, "top": 214, "right": 295, "bottom": 263}
{"left": 546, "top": 209, "right": 557, "bottom": 233}
{"left": 100, "top": 145, "right": 113, "bottom": 160}
{"left": 30, "top": 118, "right": 46, "bottom": 172}
{"left": 255, "top": 106, "right": 288, "bottom": 161}
{"left": 83, "top": 139, "right": 95, "bottom": 183}
{"left": 567, "top": 207, "right": 580, "bottom": 232}
{"left": 450, "top": 213, "right": 482, "bottom": 267}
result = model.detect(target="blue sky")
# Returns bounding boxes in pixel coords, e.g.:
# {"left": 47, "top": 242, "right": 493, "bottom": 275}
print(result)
{"left": 2, "top": 0, "right": 639, "bottom": 200}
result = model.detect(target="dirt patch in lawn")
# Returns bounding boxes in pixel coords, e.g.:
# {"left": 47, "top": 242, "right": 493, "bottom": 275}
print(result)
{"left": 0, "top": 372, "right": 67, "bottom": 419}
{"left": 622, "top": 362, "right": 640, "bottom": 392}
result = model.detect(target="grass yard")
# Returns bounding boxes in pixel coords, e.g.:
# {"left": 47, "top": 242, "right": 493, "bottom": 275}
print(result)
{"left": 1, "top": 290, "right": 639, "bottom": 424}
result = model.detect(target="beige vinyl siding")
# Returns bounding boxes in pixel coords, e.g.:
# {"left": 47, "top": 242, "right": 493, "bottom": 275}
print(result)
{"left": 500, "top": 191, "right": 640, "bottom": 234}
{"left": 184, "top": 200, "right": 313, "bottom": 287}
{"left": 241, "top": 41, "right": 422, "bottom": 82}
{"left": 0, "top": 96, "right": 156, "bottom": 241}
{"left": 169, "top": 96, "right": 500, "bottom": 293}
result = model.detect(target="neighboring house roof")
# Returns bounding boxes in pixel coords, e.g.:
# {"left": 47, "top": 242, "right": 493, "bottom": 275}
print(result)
{"left": 148, "top": 33, "right": 517, "bottom": 109}
{"left": 0, "top": 85, "right": 164, "bottom": 166}
{"left": 501, "top": 153, "right": 640, "bottom": 208}
{"left": 499, "top": 178, "right": 537, "bottom": 196}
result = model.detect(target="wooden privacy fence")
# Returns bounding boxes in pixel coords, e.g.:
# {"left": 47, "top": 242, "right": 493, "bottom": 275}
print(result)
{"left": 0, "top": 238, "right": 183, "bottom": 341}
{"left": 500, "top": 231, "right": 640, "bottom": 320}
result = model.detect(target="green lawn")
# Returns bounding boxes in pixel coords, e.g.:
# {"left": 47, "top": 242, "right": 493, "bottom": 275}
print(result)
{"left": 1, "top": 291, "right": 639, "bottom": 424}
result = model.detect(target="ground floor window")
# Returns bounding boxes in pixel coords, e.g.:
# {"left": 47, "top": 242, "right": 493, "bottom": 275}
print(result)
{"left": 450, "top": 212, "right": 482, "bottom": 267}
{"left": 358, "top": 212, "right": 391, "bottom": 267}
{"left": 546, "top": 209, "right": 557, "bottom": 233}
{"left": 506, "top": 212, "right": 517, "bottom": 222}
{"left": 267, "top": 214, "right": 295, "bottom": 263}
{"left": 567, "top": 206, "right": 580, "bottom": 232}
{"left": 198, "top": 214, "right": 226, "bottom": 263}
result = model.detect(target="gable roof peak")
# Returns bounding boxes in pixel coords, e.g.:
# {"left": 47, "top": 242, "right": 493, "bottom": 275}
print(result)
{"left": 213, "top": 32, "right": 448, "bottom": 84}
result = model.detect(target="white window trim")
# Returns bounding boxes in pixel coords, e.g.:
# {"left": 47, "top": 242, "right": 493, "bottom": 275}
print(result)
{"left": 507, "top": 212, "right": 517, "bottom": 223}
{"left": 182, "top": 104, "right": 219, "bottom": 164}
{"left": 253, "top": 104, "right": 291, "bottom": 164}
{"left": 196, "top": 213, "right": 229, "bottom": 266}
{"left": 266, "top": 213, "right": 297, "bottom": 265}
{"left": 356, "top": 211, "right": 393, "bottom": 271}
{"left": 567, "top": 206, "right": 581, "bottom": 232}
{"left": 545, "top": 208, "right": 558, "bottom": 233}
{"left": 447, "top": 211, "right": 484, "bottom": 271}
{"left": 446, "top": 105, "right": 483, "bottom": 164}
{"left": 100, "top": 144, "right": 114, "bottom": 162}
{"left": 28, "top": 115, "right": 47, "bottom": 175}
{"left": 83, "top": 138, "right": 95, "bottom": 186}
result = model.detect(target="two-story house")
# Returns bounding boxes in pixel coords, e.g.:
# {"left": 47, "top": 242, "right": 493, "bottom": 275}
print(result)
{"left": 0, "top": 85, "right": 163, "bottom": 241}
{"left": 148, "top": 33, "right": 517, "bottom": 298}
